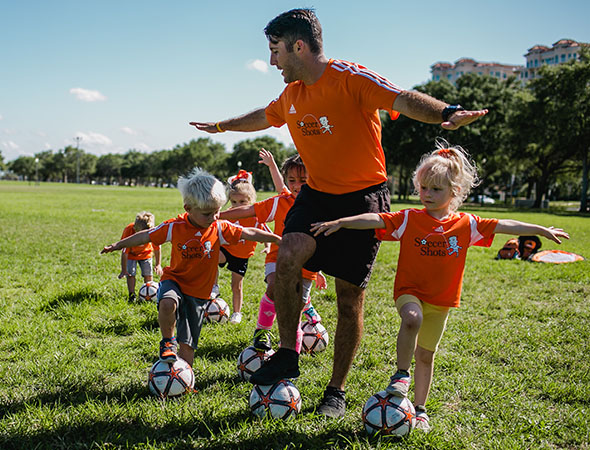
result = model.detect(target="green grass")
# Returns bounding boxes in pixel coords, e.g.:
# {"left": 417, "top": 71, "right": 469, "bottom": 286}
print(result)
{"left": 0, "top": 181, "right": 589, "bottom": 449}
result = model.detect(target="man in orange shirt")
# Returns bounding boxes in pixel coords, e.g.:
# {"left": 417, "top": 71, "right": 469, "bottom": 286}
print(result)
{"left": 101, "top": 168, "right": 281, "bottom": 367}
{"left": 190, "top": 8, "right": 487, "bottom": 417}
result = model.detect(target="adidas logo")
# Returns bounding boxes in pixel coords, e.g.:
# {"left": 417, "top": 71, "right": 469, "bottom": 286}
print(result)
{"left": 289, "top": 104, "right": 297, "bottom": 114}
{"left": 195, "top": 231, "right": 202, "bottom": 236}
{"left": 434, "top": 226, "right": 444, "bottom": 232}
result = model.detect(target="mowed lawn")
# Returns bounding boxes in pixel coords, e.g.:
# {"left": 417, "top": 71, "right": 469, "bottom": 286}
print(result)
{"left": 0, "top": 181, "right": 588, "bottom": 450}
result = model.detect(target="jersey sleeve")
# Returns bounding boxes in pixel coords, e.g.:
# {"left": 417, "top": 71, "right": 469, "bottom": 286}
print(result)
{"left": 219, "top": 220, "right": 244, "bottom": 245}
{"left": 265, "top": 91, "right": 288, "bottom": 128}
{"left": 148, "top": 220, "right": 173, "bottom": 247}
{"left": 470, "top": 215, "right": 499, "bottom": 247}
{"left": 374, "top": 211, "right": 407, "bottom": 241}
{"left": 253, "top": 195, "right": 279, "bottom": 223}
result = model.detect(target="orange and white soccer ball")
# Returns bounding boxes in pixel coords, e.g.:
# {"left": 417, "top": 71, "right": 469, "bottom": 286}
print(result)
{"left": 204, "top": 297, "right": 230, "bottom": 324}
{"left": 148, "top": 358, "right": 194, "bottom": 399}
{"left": 249, "top": 380, "right": 301, "bottom": 420}
{"left": 138, "top": 281, "right": 159, "bottom": 302}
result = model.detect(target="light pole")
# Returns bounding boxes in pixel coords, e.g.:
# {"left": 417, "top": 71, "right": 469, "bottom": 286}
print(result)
{"left": 35, "top": 157, "right": 39, "bottom": 185}
{"left": 74, "top": 136, "right": 82, "bottom": 183}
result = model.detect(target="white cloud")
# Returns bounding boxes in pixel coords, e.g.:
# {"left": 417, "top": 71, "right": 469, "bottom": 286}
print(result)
{"left": 121, "top": 126, "right": 138, "bottom": 136}
{"left": 0, "top": 114, "right": 3, "bottom": 120}
{"left": 69, "top": 87, "right": 107, "bottom": 102}
{"left": 1, "top": 140, "right": 19, "bottom": 150}
{"left": 246, "top": 59, "right": 268, "bottom": 73}
{"left": 71, "top": 132, "right": 113, "bottom": 154}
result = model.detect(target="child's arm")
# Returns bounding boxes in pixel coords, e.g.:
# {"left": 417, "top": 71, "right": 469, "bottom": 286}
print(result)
{"left": 494, "top": 220, "right": 569, "bottom": 244}
{"left": 310, "top": 213, "right": 385, "bottom": 237}
{"left": 153, "top": 247, "right": 163, "bottom": 276}
{"left": 102, "top": 230, "right": 151, "bottom": 254}
{"left": 119, "top": 252, "right": 129, "bottom": 279}
{"left": 240, "top": 227, "right": 281, "bottom": 245}
{"left": 315, "top": 271, "right": 327, "bottom": 290}
{"left": 259, "top": 148, "right": 285, "bottom": 192}
{"left": 261, "top": 242, "right": 271, "bottom": 255}
{"left": 220, "top": 205, "right": 256, "bottom": 221}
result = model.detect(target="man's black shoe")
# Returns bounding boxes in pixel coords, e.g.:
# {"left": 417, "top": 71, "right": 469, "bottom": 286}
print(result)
{"left": 317, "top": 386, "right": 346, "bottom": 418}
{"left": 249, "top": 348, "right": 300, "bottom": 385}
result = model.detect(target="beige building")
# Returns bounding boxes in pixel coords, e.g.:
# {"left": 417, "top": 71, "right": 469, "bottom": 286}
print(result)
{"left": 431, "top": 38, "right": 586, "bottom": 84}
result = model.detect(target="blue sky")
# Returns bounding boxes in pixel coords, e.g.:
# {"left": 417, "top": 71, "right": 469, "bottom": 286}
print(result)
{"left": 1, "top": 0, "right": 589, "bottom": 162}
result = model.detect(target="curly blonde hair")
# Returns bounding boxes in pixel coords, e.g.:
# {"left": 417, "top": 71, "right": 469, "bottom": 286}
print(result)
{"left": 228, "top": 179, "right": 257, "bottom": 205}
{"left": 134, "top": 211, "right": 155, "bottom": 231}
{"left": 177, "top": 168, "right": 227, "bottom": 210}
{"left": 412, "top": 139, "right": 480, "bottom": 212}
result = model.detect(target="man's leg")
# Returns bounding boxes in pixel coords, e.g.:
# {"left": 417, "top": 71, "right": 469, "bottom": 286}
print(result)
{"left": 317, "top": 278, "right": 365, "bottom": 418}
{"left": 274, "top": 232, "right": 316, "bottom": 350}
{"left": 249, "top": 232, "right": 315, "bottom": 385}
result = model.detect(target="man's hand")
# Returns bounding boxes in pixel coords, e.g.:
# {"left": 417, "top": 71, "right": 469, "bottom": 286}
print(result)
{"left": 442, "top": 109, "right": 488, "bottom": 130}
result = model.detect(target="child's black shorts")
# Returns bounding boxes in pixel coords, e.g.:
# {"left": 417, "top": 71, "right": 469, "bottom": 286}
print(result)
{"left": 283, "top": 182, "right": 390, "bottom": 288}
{"left": 219, "top": 246, "right": 249, "bottom": 276}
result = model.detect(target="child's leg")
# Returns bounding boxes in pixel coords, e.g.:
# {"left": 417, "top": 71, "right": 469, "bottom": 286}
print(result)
{"left": 144, "top": 275, "right": 153, "bottom": 282}
{"left": 413, "top": 345, "right": 435, "bottom": 407}
{"left": 230, "top": 272, "right": 244, "bottom": 314}
{"left": 396, "top": 300, "right": 423, "bottom": 371}
{"left": 126, "top": 275, "right": 136, "bottom": 295}
{"left": 158, "top": 297, "right": 177, "bottom": 339}
{"left": 178, "top": 343, "right": 195, "bottom": 367}
{"left": 257, "top": 292, "right": 276, "bottom": 329}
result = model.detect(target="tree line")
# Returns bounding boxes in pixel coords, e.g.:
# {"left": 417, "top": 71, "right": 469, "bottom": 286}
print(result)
{"left": 3, "top": 50, "right": 589, "bottom": 211}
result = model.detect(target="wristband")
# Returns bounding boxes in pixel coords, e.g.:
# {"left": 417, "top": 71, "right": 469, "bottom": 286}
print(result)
{"left": 442, "top": 104, "right": 465, "bottom": 122}
{"left": 215, "top": 122, "right": 225, "bottom": 133}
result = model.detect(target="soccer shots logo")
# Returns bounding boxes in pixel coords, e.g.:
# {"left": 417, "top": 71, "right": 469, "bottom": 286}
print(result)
{"left": 296, "top": 114, "right": 334, "bottom": 136}
{"left": 415, "top": 235, "right": 462, "bottom": 257}
{"left": 178, "top": 239, "right": 213, "bottom": 259}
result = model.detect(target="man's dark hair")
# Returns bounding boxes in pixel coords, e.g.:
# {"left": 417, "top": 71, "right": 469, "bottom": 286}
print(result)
{"left": 264, "top": 8, "right": 323, "bottom": 54}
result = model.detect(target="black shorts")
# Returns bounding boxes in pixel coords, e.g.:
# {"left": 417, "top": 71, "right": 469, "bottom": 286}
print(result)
{"left": 283, "top": 182, "right": 390, "bottom": 288}
{"left": 219, "top": 247, "right": 248, "bottom": 277}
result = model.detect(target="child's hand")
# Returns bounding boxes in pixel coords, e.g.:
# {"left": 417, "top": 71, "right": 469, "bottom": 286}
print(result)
{"left": 155, "top": 265, "right": 164, "bottom": 277}
{"left": 315, "top": 272, "right": 327, "bottom": 290}
{"left": 101, "top": 244, "right": 119, "bottom": 254}
{"left": 544, "top": 227, "right": 569, "bottom": 244}
{"left": 118, "top": 270, "right": 128, "bottom": 279}
{"left": 310, "top": 221, "right": 342, "bottom": 237}
{"left": 258, "top": 148, "right": 275, "bottom": 167}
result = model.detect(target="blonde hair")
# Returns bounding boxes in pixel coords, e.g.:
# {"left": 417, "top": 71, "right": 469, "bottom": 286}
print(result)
{"left": 177, "top": 168, "right": 227, "bottom": 210}
{"left": 134, "top": 211, "right": 155, "bottom": 231}
{"left": 228, "top": 179, "right": 257, "bottom": 205}
{"left": 412, "top": 139, "right": 480, "bottom": 212}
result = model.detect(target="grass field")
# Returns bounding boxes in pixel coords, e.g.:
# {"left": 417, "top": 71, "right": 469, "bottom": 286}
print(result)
{"left": 0, "top": 181, "right": 589, "bottom": 450}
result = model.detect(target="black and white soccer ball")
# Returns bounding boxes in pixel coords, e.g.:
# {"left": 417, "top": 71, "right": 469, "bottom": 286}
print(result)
{"left": 362, "top": 390, "right": 416, "bottom": 437}
{"left": 138, "top": 281, "right": 159, "bottom": 302}
{"left": 148, "top": 358, "right": 195, "bottom": 399}
{"left": 203, "top": 297, "right": 230, "bottom": 324}
{"left": 249, "top": 380, "right": 301, "bottom": 420}
{"left": 237, "top": 346, "right": 275, "bottom": 382}
{"left": 300, "top": 321, "right": 329, "bottom": 354}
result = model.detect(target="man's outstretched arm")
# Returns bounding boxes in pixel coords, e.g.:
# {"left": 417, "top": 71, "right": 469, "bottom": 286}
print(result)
{"left": 190, "top": 107, "right": 271, "bottom": 134}
{"left": 393, "top": 90, "right": 488, "bottom": 130}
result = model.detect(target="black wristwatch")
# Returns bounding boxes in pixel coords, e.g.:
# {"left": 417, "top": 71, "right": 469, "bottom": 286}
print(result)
{"left": 442, "top": 104, "right": 465, "bottom": 122}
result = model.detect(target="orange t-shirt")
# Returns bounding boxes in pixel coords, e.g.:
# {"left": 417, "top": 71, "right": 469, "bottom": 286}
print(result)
{"left": 121, "top": 223, "right": 160, "bottom": 260}
{"left": 375, "top": 209, "right": 498, "bottom": 308}
{"left": 222, "top": 216, "right": 271, "bottom": 259}
{"left": 148, "top": 213, "right": 244, "bottom": 298}
{"left": 253, "top": 188, "right": 317, "bottom": 281}
{"left": 265, "top": 59, "right": 401, "bottom": 194}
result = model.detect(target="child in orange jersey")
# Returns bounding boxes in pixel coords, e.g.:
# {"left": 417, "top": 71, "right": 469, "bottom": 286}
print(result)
{"left": 118, "top": 211, "right": 163, "bottom": 302}
{"left": 311, "top": 141, "right": 569, "bottom": 432}
{"left": 214, "top": 169, "right": 272, "bottom": 324}
{"left": 101, "top": 168, "right": 281, "bottom": 366}
{"left": 221, "top": 150, "right": 326, "bottom": 354}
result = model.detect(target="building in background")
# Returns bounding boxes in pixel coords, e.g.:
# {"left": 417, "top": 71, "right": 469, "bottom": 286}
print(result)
{"left": 431, "top": 39, "right": 587, "bottom": 84}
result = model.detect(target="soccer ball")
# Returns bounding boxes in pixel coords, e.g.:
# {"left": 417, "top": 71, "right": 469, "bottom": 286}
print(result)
{"left": 301, "top": 321, "right": 329, "bottom": 354}
{"left": 249, "top": 380, "right": 301, "bottom": 420}
{"left": 362, "top": 390, "right": 416, "bottom": 437}
{"left": 138, "top": 281, "right": 159, "bottom": 302}
{"left": 148, "top": 358, "right": 195, "bottom": 399}
{"left": 204, "top": 297, "right": 230, "bottom": 324}
{"left": 237, "top": 346, "right": 275, "bottom": 382}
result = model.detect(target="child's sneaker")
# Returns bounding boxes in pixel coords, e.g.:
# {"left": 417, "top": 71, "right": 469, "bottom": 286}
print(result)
{"left": 302, "top": 304, "right": 321, "bottom": 324}
{"left": 128, "top": 293, "right": 136, "bottom": 303}
{"left": 210, "top": 284, "right": 220, "bottom": 299}
{"left": 249, "top": 348, "right": 300, "bottom": 385}
{"left": 317, "top": 386, "right": 346, "bottom": 418}
{"left": 159, "top": 338, "right": 177, "bottom": 363}
{"left": 230, "top": 312, "right": 242, "bottom": 324}
{"left": 385, "top": 370, "right": 411, "bottom": 397}
{"left": 252, "top": 328, "right": 272, "bottom": 351}
{"left": 414, "top": 405, "right": 431, "bottom": 432}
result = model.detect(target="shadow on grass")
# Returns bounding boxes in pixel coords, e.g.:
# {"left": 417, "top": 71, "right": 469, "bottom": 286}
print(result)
{"left": 40, "top": 288, "right": 112, "bottom": 312}
{"left": 0, "top": 409, "right": 363, "bottom": 450}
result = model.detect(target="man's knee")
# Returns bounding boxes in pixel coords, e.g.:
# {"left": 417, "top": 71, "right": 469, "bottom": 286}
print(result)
{"left": 277, "top": 233, "right": 315, "bottom": 268}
